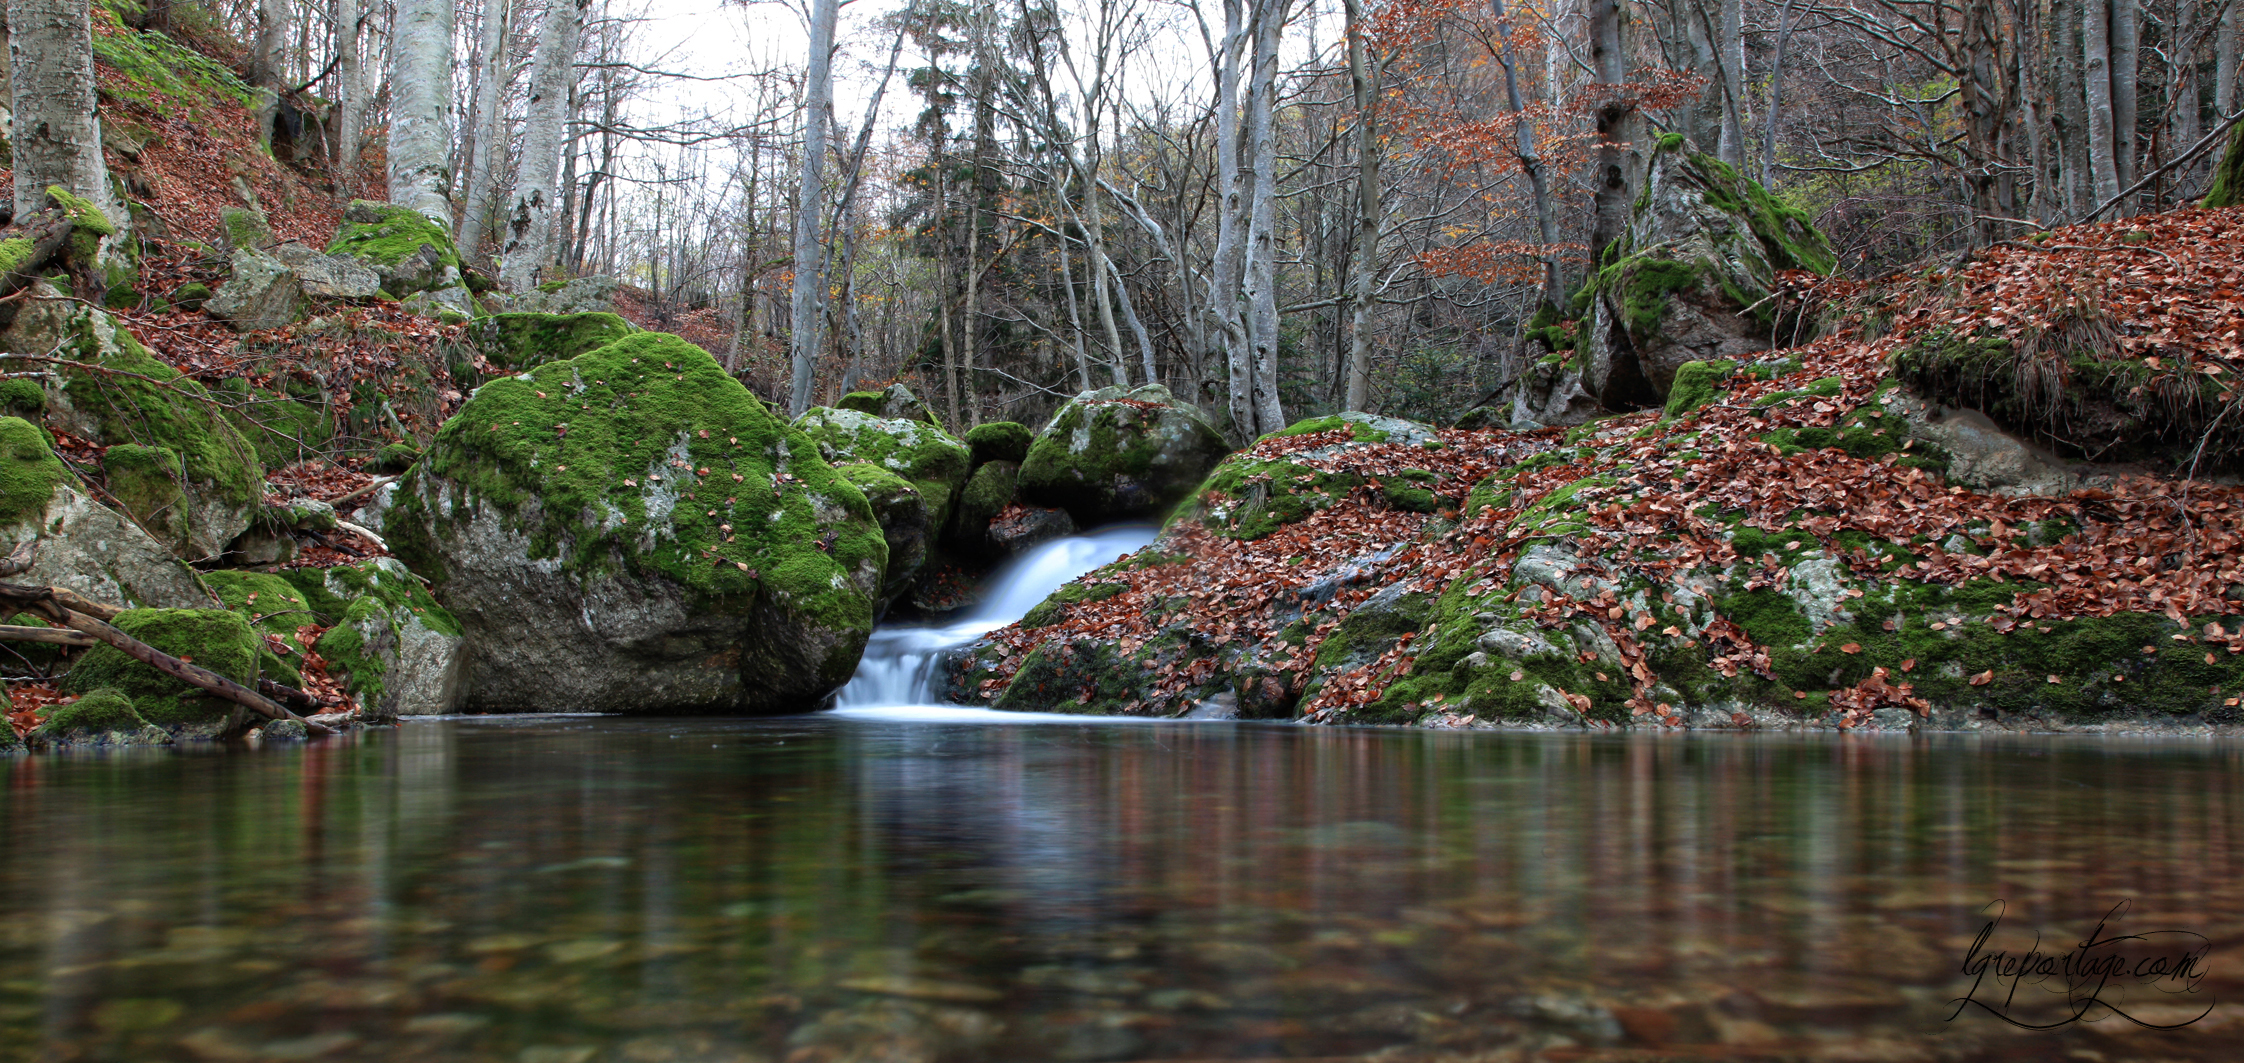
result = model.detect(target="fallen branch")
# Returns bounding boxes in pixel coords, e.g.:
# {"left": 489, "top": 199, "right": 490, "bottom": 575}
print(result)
{"left": 325, "top": 475, "right": 399, "bottom": 509}
{"left": 0, "top": 574, "right": 333, "bottom": 736}
{"left": 0, "top": 623, "right": 97, "bottom": 647}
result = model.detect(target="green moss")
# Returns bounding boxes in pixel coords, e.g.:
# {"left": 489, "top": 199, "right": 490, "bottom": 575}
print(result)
{"left": 61, "top": 609, "right": 260, "bottom": 730}
{"left": 1190, "top": 456, "right": 1363, "bottom": 540}
{"left": 793, "top": 407, "right": 971, "bottom": 534}
{"left": 954, "top": 459, "right": 1018, "bottom": 537}
{"left": 397, "top": 332, "right": 882, "bottom": 642}
{"left": 91, "top": 23, "right": 253, "bottom": 115}
{"left": 0, "top": 416, "right": 67, "bottom": 526}
{"left": 1271, "top": 414, "right": 1388, "bottom": 443}
{"left": 202, "top": 570, "right": 316, "bottom": 686}
{"left": 1686, "top": 152, "right": 1839, "bottom": 276}
{"left": 220, "top": 208, "right": 271, "bottom": 251}
{"left": 101, "top": 443, "right": 188, "bottom": 542}
{"left": 1523, "top": 303, "right": 1577, "bottom": 352}
{"left": 1657, "top": 132, "right": 1686, "bottom": 152}
{"left": 327, "top": 200, "right": 461, "bottom": 273}
{"left": 170, "top": 282, "right": 211, "bottom": 311}
{"left": 0, "top": 237, "right": 37, "bottom": 277}
{"left": 46, "top": 186, "right": 116, "bottom": 237}
{"left": 0, "top": 379, "right": 44, "bottom": 418}
{"left": 1020, "top": 579, "right": 1129, "bottom": 627}
{"left": 49, "top": 310, "right": 262, "bottom": 510}
{"left": 1662, "top": 360, "right": 1734, "bottom": 419}
{"left": 464, "top": 312, "right": 636, "bottom": 383}
{"left": 211, "top": 379, "right": 331, "bottom": 470}
{"left": 1599, "top": 256, "right": 1702, "bottom": 345}
{"left": 371, "top": 441, "right": 421, "bottom": 473}
{"left": 965, "top": 421, "right": 1032, "bottom": 466}
{"left": 28, "top": 688, "right": 161, "bottom": 744}
{"left": 2205, "top": 127, "right": 2244, "bottom": 209}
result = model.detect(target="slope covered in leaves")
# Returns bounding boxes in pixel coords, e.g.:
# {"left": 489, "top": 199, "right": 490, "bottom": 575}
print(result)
{"left": 959, "top": 207, "right": 2244, "bottom": 731}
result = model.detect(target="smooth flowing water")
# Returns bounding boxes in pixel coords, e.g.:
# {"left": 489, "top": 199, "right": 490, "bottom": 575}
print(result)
{"left": 835, "top": 526, "right": 1157, "bottom": 711}
{"left": 2, "top": 726, "right": 2240, "bottom": 1062}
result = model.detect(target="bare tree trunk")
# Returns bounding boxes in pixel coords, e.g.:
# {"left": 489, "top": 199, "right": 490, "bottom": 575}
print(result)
{"left": 1056, "top": 176, "right": 1094, "bottom": 390}
{"left": 1587, "top": 0, "right": 1635, "bottom": 264}
{"left": 8, "top": 0, "right": 123, "bottom": 230}
{"left": 2220, "top": 14, "right": 2239, "bottom": 121}
{"left": 1241, "top": 0, "right": 1287, "bottom": 435}
{"left": 2109, "top": 0, "right": 2138, "bottom": 191}
{"left": 2052, "top": 0, "right": 2093, "bottom": 218}
{"left": 457, "top": 0, "right": 512, "bottom": 261}
{"left": 2084, "top": 0, "right": 2123, "bottom": 207}
{"left": 334, "top": 0, "right": 363, "bottom": 197}
{"left": 1083, "top": 176, "right": 1129, "bottom": 387}
{"left": 255, "top": 0, "right": 288, "bottom": 88}
{"left": 1761, "top": 0, "right": 1796, "bottom": 187}
{"left": 1207, "top": 0, "right": 1254, "bottom": 439}
{"left": 1341, "top": 0, "right": 1380, "bottom": 412}
{"left": 387, "top": 0, "right": 457, "bottom": 224}
{"left": 789, "top": 0, "right": 839, "bottom": 416}
{"left": 498, "top": 0, "right": 584, "bottom": 290}
{"left": 1491, "top": 0, "right": 1558, "bottom": 312}
{"left": 1714, "top": 0, "right": 1745, "bottom": 167}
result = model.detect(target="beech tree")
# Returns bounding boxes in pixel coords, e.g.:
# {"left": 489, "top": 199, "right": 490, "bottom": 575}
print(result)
{"left": 388, "top": 0, "right": 457, "bottom": 224}
{"left": 500, "top": 0, "right": 590, "bottom": 289}
{"left": 789, "top": 0, "right": 840, "bottom": 416}
{"left": 7, "top": 0, "right": 123, "bottom": 227}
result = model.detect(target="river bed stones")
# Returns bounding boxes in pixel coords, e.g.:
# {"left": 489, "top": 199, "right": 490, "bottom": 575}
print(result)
{"left": 382, "top": 331, "right": 885, "bottom": 714}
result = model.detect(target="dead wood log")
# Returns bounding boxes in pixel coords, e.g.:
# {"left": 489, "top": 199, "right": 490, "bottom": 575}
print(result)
{"left": 0, "top": 623, "right": 97, "bottom": 647}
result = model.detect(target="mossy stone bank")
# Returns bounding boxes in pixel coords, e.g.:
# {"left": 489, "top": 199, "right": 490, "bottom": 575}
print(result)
{"left": 1018, "top": 384, "right": 1232, "bottom": 527}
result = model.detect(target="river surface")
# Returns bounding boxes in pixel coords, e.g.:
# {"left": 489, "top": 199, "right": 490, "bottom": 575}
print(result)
{"left": 2, "top": 722, "right": 2241, "bottom": 1062}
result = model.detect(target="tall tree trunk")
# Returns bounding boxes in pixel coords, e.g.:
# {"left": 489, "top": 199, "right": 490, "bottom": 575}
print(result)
{"left": 728, "top": 158, "right": 760, "bottom": 373}
{"left": 2109, "top": 0, "right": 2138, "bottom": 192}
{"left": 1083, "top": 175, "right": 1129, "bottom": 387}
{"left": 2083, "top": 0, "right": 2123, "bottom": 208}
{"left": 1761, "top": 0, "right": 1795, "bottom": 187}
{"left": 936, "top": 136, "right": 960, "bottom": 424}
{"left": 1056, "top": 176, "right": 1094, "bottom": 391}
{"left": 334, "top": 0, "right": 363, "bottom": 197}
{"left": 498, "top": 0, "right": 585, "bottom": 290}
{"left": 1491, "top": 0, "right": 1558, "bottom": 312}
{"left": 458, "top": 0, "right": 512, "bottom": 261}
{"left": 1209, "top": 0, "right": 1254, "bottom": 439}
{"left": 1342, "top": 0, "right": 1380, "bottom": 412}
{"left": 8, "top": 0, "right": 123, "bottom": 228}
{"left": 254, "top": 0, "right": 288, "bottom": 88}
{"left": 962, "top": 61, "right": 996, "bottom": 427}
{"left": 1587, "top": 0, "right": 1635, "bottom": 265}
{"left": 2052, "top": 0, "right": 2092, "bottom": 218}
{"left": 788, "top": 0, "right": 839, "bottom": 415}
{"left": 387, "top": 0, "right": 457, "bottom": 225}
{"left": 1241, "top": 0, "right": 1287, "bottom": 435}
{"left": 2219, "top": 14, "right": 2239, "bottom": 122}
{"left": 1714, "top": 0, "right": 1745, "bottom": 167}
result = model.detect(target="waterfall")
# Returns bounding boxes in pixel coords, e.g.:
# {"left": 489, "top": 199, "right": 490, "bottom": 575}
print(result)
{"left": 833, "top": 526, "right": 1159, "bottom": 711}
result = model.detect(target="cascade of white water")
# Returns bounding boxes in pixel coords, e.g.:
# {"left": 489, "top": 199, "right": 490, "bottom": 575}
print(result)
{"left": 833, "top": 526, "right": 1158, "bottom": 710}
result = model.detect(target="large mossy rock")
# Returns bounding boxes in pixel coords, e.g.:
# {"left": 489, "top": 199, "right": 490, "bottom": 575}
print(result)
{"left": 203, "top": 570, "right": 317, "bottom": 687}
{"left": 792, "top": 404, "right": 971, "bottom": 535}
{"left": 0, "top": 285, "right": 263, "bottom": 558}
{"left": 965, "top": 421, "right": 1031, "bottom": 467}
{"left": 284, "top": 559, "right": 465, "bottom": 718}
{"left": 1018, "top": 384, "right": 1233, "bottom": 527}
{"left": 946, "top": 459, "right": 1019, "bottom": 557}
{"left": 0, "top": 416, "right": 211, "bottom": 609}
{"left": 24, "top": 689, "right": 170, "bottom": 750}
{"left": 382, "top": 332, "right": 885, "bottom": 714}
{"left": 61, "top": 609, "right": 261, "bottom": 739}
{"left": 836, "top": 383, "right": 942, "bottom": 427}
{"left": 270, "top": 241, "right": 383, "bottom": 299}
{"left": 836, "top": 462, "right": 927, "bottom": 611}
{"left": 326, "top": 200, "right": 463, "bottom": 297}
{"left": 1580, "top": 137, "right": 1836, "bottom": 409}
{"left": 459, "top": 312, "right": 636, "bottom": 388}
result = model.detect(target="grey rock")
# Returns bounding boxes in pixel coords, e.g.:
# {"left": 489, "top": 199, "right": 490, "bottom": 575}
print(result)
{"left": 988, "top": 504, "right": 1076, "bottom": 556}
{"left": 259, "top": 718, "right": 309, "bottom": 741}
{"left": 310, "top": 559, "right": 466, "bottom": 717}
{"left": 402, "top": 285, "right": 472, "bottom": 320}
{"left": 0, "top": 483, "right": 213, "bottom": 609}
{"left": 1503, "top": 353, "right": 1602, "bottom": 428}
{"left": 269, "top": 242, "right": 383, "bottom": 299}
{"left": 503, "top": 276, "right": 620, "bottom": 315}
{"left": 207, "top": 247, "right": 304, "bottom": 332}
{"left": 1883, "top": 390, "right": 2103, "bottom": 497}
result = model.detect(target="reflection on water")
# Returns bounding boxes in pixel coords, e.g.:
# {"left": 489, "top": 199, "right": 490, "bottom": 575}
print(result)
{"left": 2, "top": 720, "right": 2241, "bottom": 1062}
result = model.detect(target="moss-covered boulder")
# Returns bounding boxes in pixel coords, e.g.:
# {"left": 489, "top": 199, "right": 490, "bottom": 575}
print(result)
{"left": 270, "top": 241, "right": 383, "bottom": 299}
{"left": 792, "top": 405, "right": 971, "bottom": 534}
{"left": 219, "top": 207, "right": 272, "bottom": 251}
{"left": 0, "top": 285, "right": 263, "bottom": 558}
{"left": 326, "top": 200, "right": 463, "bottom": 297}
{"left": 460, "top": 312, "right": 636, "bottom": 387}
{"left": 836, "top": 383, "right": 943, "bottom": 427}
{"left": 965, "top": 421, "right": 1031, "bottom": 468}
{"left": 1580, "top": 138, "right": 1836, "bottom": 409}
{"left": 382, "top": 331, "right": 885, "bottom": 713}
{"left": 0, "top": 416, "right": 211, "bottom": 608}
{"left": 946, "top": 459, "right": 1019, "bottom": 556}
{"left": 101, "top": 444, "right": 193, "bottom": 554}
{"left": 1018, "top": 383, "right": 1232, "bottom": 527}
{"left": 24, "top": 689, "right": 171, "bottom": 750}
{"left": 286, "top": 559, "right": 465, "bottom": 718}
{"left": 2205, "top": 127, "right": 2244, "bottom": 209}
{"left": 503, "top": 275, "right": 619, "bottom": 315}
{"left": 837, "top": 463, "right": 927, "bottom": 611}
{"left": 203, "top": 570, "right": 317, "bottom": 687}
{"left": 61, "top": 609, "right": 260, "bottom": 739}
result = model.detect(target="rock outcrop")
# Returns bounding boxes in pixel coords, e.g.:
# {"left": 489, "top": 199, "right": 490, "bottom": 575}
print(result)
{"left": 793, "top": 400, "right": 971, "bottom": 539}
{"left": 383, "top": 332, "right": 886, "bottom": 713}
{"left": 502, "top": 276, "right": 620, "bottom": 315}
{"left": 837, "top": 462, "right": 927, "bottom": 611}
{"left": 206, "top": 247, "right": 303, "bottom": 331}
{"left": 326, "top": 200, "right": 469, "bottom": 305}
{"left": 0, "top": 417, "right": 212, "bottom": 608}
{"left": 1578, "top": 137, "right": 1836, "bottom": 409}
{"left": 1017, "top": 383, "right": 1232, "bottom": 527}
{"left": 270, "top": 241, "right": 383, "bottom": 299}
{"left": 1, "top": 287, "right": 263, "bottom": 559}
{"left": 291, "top": 559, "right": 466, "bottom": 718}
